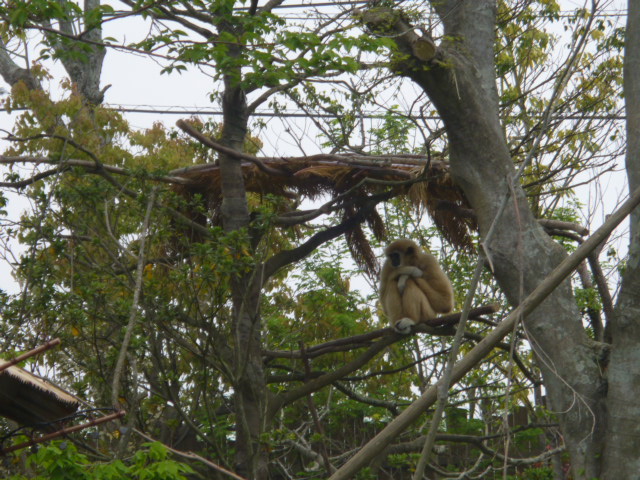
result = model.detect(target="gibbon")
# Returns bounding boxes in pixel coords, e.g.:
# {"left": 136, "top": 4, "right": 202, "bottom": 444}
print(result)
{"left": 380, "top": 239, "right": 454, "bottom": 334}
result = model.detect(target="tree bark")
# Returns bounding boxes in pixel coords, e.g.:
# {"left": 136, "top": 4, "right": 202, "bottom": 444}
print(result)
{"left": 0, "top": 1, "right": 107, "bottom": 101}
{"left": 602, "top": 0, "right": 640, "bottom": 476}
{"left": 363, "top": 1, "right": 607, "bottom": 476}
{"left": 50, "top": 0, "right": 107, "bottom": 103}
{"left": 215, "top": 19, "right": 267, "bottom": 480}
{"left": 0, "top": 39, "right": 41, "bottom": 90}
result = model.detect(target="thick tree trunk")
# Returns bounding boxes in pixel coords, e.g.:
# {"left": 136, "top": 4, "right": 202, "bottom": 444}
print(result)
{"left": 602, "top": 0, "right": 640, "bottom": 476}
{"left": 421, "top": 4, "right": 607, "bottom": 475}
{"left": 0, "top": 1, "right": 106, "bottom": 101}
{"left": 55, "top": 0, "right": 106, "bottom": 104}
{"left": 365, "top": 1, "right": 607, "bottom": 476}
{"left": 217, "top": 33, "right": 268, "bottom": 480}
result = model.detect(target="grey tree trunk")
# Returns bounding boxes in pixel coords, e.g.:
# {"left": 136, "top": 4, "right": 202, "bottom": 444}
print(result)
{"left": 601, "top": 0, "right": 640, "bottom": 476}
{"left": 365, "top": 1, "right": 609, "bottom": 476}
{"left": 0, "top": 39, "right": 41, "bottom": 90}
{"left": 0, "top": 1, "right": 105, "bottom": 102}
{"left": 217, "top": 25, "right": 268, "bottom": 480}
{"left": 54, "top": 0, "right": 106, "bottom": 104}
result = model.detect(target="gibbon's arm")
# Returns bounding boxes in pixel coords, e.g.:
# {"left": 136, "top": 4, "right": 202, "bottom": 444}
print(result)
{"left": 381, "top": 265, "right": 422, "bottom": 295}
{"left": 397, "top": 275, "right": 410, "bottom": 295}
{"left": 397, "top": 266, "right": 423, "bottom": 294}
{"left": 390, "top": 266, "right": 422, "bottom": 281}
{"left": 415, "top": 252, "right": 441, "bottom": 278}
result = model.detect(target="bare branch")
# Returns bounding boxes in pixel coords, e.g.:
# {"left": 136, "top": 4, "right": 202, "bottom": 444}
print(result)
{"left": 0, "top": 155, "right": 190, "bottom": 185}
{"left": 262, "top": 305, "right": 500, "bottom": 360}
{"left": 537, "top": 219, "right": 589, "bottom": 236}
{"left": 134, "top": 429, "right": 248, "bottom": 480}
{"left": 111, "top": 188, "right": 157, "bottom": 408}
{"left": 176, "top": 120, "right": 286, "bottom": 176}
{"left": 267, "top": 335, "right": 396, "bottom": 419}
{"left": 0, "top": 39, "right": 41, "bottom": 90}
{"left": 332, "top": 382, "right": 400, "bottom": 415}
{"left": 587, "top": 251, "right": 614, "bottom": 342}
{"left": 388, "top": 432, "right": 565, "bottom": 467}
{"left": 261, "top": 192, "right": 393, "bottom": 282}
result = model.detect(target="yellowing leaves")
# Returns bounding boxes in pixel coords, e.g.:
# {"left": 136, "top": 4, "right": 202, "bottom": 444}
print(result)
{"left": 144, "top": 263, "right": 154, "bottom": 280}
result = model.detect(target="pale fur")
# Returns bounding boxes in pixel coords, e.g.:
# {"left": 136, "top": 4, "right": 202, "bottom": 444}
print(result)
{"left": 380, "top": 239, "right": 454, "bottom": 334}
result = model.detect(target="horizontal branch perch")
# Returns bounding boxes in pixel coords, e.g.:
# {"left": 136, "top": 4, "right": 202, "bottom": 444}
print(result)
{"left": 420, "top": 304, "right": 500, "bottom": 328}
{"left": 263, "top": 305, "right": 500, "bottom": 360}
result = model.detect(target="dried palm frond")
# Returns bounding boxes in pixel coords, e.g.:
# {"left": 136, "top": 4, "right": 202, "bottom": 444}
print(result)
{"left": 172, "top": 155, "right": 476, "bottom": 254}
{"left": 407, "top": 164, "right": 477, "bottom": 251}
{"left": 343, "top": 204, "right": 379, "bottom": 278}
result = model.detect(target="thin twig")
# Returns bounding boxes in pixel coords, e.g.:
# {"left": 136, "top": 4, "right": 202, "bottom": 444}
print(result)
{"left": 412, "top": 260, "right": 485, "bottom": 480}
{"left": 0, "top": 411, "right": 125, "bottom": 454}
{"left": 111, "top": 188, "right": 157, "bottom": 408}
{"left": 0, "top": 338, "right": 61, "bottom": 372}
{"left": 134, "top": 429, "right": 248, "bottom": 480}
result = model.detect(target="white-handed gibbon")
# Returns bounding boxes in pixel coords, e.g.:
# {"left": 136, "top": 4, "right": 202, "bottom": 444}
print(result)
{"left": 380, "top": 239, "right": 454, "bottom": 334}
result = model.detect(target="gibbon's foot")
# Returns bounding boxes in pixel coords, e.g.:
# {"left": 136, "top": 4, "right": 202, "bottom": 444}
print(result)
{"left": 394, "top": 317, "right": 415, "bottom": 334}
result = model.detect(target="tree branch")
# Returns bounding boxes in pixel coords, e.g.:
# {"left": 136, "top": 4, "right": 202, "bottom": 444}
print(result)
{"left": 267, "top": 334, "right": 396, "bottom": 420}
{"left": 177, "top": 119, "right": 286, "bottom": 177}
{"left": 587, "top": 251, "right": 614, "bottom": 342}
{"left": 261, "top": 191, "right": 393, "bottom": 282}
{"left": 0, "top": 39, "right": 41, "bottom": 90}
{"left": 262, "top": 305, "right": 499, "bottom": 360}
{"left": 0, "top": 155, "right": 190, "bottom": 185}
{"left": 134, "top": 429, "right": 248, "bottom": 480}
{"left": 111, "top": 188, "right": 157, "bottom": 408}
{"left": 388, "top": 432, "right": 564, "bottom": 467}
{"left": 537, "top": 219, "right": 589, "bottom": 236}
{"left": 332, "top": 381, "right": 400, "bottom": 415}
{"left": 266, "top": 305, "right": 500, "bottom": 418}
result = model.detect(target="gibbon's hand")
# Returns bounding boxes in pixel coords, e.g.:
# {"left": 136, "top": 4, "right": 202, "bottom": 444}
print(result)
{"left": 393, "top": 266, "right": 423, "bottom": 278}
{"left": 397, "top": 274, "right": 409, "bottom": 295}
{"left": 407, "top": 266, "right": 423, "bottom": 277}
{"left": 396, "top": 267, "right": 422, "bottom": 295}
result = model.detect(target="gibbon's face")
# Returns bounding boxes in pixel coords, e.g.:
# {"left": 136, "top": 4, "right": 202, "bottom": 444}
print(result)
{"left": 388, "top": 251, "right": 402, "bottom": 267}
{"left": 386, "top": 243, "right": 416, "bottom": 267}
